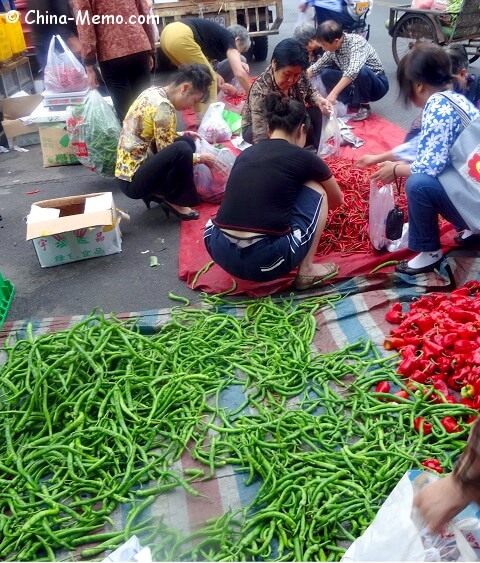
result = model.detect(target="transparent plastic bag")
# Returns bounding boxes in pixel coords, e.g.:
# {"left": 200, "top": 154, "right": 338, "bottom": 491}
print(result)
{"left": 342, "top": 471, "right": 480, "bottom": 562}
{"left": 44, "top": 35, "right": 89, "bottom": 94}
{"left": 194, "top": 137, "right": 236, "bottom": 204}
{"left": 198, "top": 102, "right": 232, "bottom": 144}
{"left": 318, "top": 112, "right": 342, "bottom": 158}
{"left": 66, "top": 90, "right": 121, "bottom": 176}
{"left": 369, "top": 180, "right": 395, "bottom": 250}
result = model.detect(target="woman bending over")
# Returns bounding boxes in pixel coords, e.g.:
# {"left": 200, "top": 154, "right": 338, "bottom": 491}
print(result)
{"left": 205, "top": 92, "right": 343, "bottom": 289}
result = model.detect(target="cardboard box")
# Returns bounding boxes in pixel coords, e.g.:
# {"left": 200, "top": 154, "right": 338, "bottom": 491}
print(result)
{"left": 26, "top": 192, "right": 123, "bottom": 268}
{"left": 0, "top": 93, "right": 42, "bottom": 148}
{"left": 39, "top": 123, "right": 79, "bottom": 167}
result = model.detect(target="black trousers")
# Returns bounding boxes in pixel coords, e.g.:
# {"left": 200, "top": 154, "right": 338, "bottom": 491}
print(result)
{"left": 118, "top": 137, "right": 200, "bottom": 207}
{"left": 100, "top": 51, "right": 152, "bottom": 123}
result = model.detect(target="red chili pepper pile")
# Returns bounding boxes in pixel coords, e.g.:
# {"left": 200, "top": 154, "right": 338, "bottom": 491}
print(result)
{"left": 319, "top": 157, "right": 408, "bottom": 255}
{"left": 384, "top": 280, "right": 480, "bottom": 411}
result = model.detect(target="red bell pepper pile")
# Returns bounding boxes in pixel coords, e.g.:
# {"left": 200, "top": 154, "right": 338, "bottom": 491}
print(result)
{"left": 384, "top": 281, "right": 480, "bottom": 410}
{"left": 319, "top": 157, "right": 408, "bottom": 255}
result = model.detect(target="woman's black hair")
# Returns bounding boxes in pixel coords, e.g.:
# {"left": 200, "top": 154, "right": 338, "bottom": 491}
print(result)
{"left": 397, "top": 43, "right": 452, "bottom": 106}
{"left": 271, "top": 38, "right": 309, "bottom": 70}
{"left": 444, "top": 44, "right": 469, "bottom": 74}
{"left": 264, "top": 92, "right": 311, "bottom": 135}
{"left": 172, "top": 63, "right": 213, "bottom": 100}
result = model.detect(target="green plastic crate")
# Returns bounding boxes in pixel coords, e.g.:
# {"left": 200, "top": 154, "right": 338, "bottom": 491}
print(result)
{"left": 0, "top": 273, "right": 14, "bottom": 328}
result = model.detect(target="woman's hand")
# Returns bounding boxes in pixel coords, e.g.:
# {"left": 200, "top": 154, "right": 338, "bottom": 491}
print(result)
{"left": 200, "top": 153, "right": 217, "bottom": 169}
{"left": 85, "top": 65, "right": 99, "bottom": 89}
{"left": 241, "top": 61, "right": 250, "bottom": 74}
{"left": 184, "top": 131, "right": 201, "bottom": 140}
{"left": 413, "top": 474, "right": 472, "bottom": 534}
{"left": 371, "top": 161, "right": 396, "bottom": 183}
{"left": 357, "top": 154, "right": 381, "bottom": 169}
{"left": 222, "top": 83, "right": 238, "bottom": 96}
{"left": 318, "top": 98, "right": 333, "bottom": 116}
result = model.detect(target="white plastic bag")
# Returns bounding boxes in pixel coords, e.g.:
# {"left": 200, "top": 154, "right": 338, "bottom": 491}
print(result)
{"left": 198, "top": 102, "right": 232, "bottom": 144}
{"left": 66, "top": 90, "right": 121, "bottom": 176}
{"left": 342, "top": 471, "right": 480, "bottom": 562}
{"left": 194, "top": 137, "right": 236, "bottom": 204}
{"left": 295, "top": 8, "right": 314, "bottom": 28}
{"left": 318, "top": 112, "right": 342, "bottom": 158}
{"left": 369, "top": 180, "right": 395, "bottom": 250}
{"left": 44, "top": 35, "right": 89, "bottom": 94}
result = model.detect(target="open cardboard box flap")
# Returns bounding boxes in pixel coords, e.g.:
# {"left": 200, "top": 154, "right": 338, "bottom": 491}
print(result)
{"left": 26, "top": 192, "right": 115, "bottom": 240}
{"left": 0, "top": 94, "right": 43, "bottom": 120}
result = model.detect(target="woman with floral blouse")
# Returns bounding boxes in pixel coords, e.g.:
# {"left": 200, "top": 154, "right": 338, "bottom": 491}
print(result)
{"left": 115, "top": 64, "right": 217, "bottom": 221}
{"left": 372, "top": 43, "right": 480, "bottom": 275}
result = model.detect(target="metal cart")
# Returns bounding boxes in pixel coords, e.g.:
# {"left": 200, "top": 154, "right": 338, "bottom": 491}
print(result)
{"left": 388, "top": 0, "right": 480, "bottom": 64}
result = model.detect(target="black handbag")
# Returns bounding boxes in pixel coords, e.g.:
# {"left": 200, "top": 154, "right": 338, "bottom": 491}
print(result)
{"left": 385, "top": 175, "right": 404, "bottom": 241}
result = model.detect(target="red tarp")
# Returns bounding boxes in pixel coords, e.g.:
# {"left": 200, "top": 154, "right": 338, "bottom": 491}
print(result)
{"left": 178, "top": 113, "right": 456, "bottom": 296}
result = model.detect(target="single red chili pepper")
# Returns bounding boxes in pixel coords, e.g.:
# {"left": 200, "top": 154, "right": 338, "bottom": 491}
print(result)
{"left": 466, "top": 415, "right": 479, "bottom": 424}
{"left": 435, "top": 356, "right": 452, "bottom": 374}
{"left": 385, "top": 309, "right": 403, "bottom": 324}
{"left": 398, "top": 357, "right": 421, "bottom": 377}
{"left": 409, "top": 370, "right": 429, "bottom": 384}
{"left": 421, "top": 458, "right": 444, "bottom": 473}
{"left": 447, "top": 374, "right": 465, "bottom": 392}
{"left": 401, "top": 344, "right": 418, "bottom": 359}
{"left": 451, "top": 354, "right": 469, "bottom": 369}
{"left": 422, "top": 340, "right": 444, "bottom": 360}
{"left": 451, "top": 287, "right": 471, "bottom": 297}
{"left": 445, "top": 306, "right": 477, "bottom": 323}
{"left": 384, "top": 337, "right": 406, "bottom": 351}
{"left": 375, "top": 381, "right": 391, "bottom": 393}
{"left": 441, "top": 416, "right": 461, "bottom": 433}
{"left": 431, "top": 378, "right": 449, "bottom": 397}
{"left": 392, "top": 390, "right": 409, "bottom": 400}
{"left": 414, "top": 417, "right": 432, "bottom": 435}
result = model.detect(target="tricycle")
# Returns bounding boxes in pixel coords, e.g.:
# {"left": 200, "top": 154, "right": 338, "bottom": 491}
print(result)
{"left": 388, "top": 0, "right": 480, "bottom": 64}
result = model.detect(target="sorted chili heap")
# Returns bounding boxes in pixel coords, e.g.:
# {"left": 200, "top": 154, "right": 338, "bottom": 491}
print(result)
{"left": 0, "top": 293, "right": 476, "bottom": 562}
{"left": 384, "top": 280, "right": 480, "bottom": 413}
{"left": 319, "top": 157, "right": 407, "bottom": 256}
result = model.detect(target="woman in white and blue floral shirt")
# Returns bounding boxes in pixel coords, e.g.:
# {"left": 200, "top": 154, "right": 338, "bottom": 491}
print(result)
{"left": 372, "top": 43, "right": 480, "bottom": 275}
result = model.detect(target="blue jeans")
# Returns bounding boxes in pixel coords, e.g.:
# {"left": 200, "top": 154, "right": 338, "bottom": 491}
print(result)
{"left": 204, "top": 186, "right": 323, "bottom": 282}
{"left": 320, "top": 67, "right": 389, "bottom": 105}
{"left": 406, "top": 173, "right": 468, "bottom": 251}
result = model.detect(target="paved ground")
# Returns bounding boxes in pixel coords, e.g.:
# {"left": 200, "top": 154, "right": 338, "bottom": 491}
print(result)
{"left": 1, "top": 0, "right": 478, "bottom": 322}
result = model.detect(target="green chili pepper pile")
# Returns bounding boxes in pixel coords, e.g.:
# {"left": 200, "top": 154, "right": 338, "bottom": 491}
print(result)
{"left": 0, "top": 294, "right": 475, "bottom": 561}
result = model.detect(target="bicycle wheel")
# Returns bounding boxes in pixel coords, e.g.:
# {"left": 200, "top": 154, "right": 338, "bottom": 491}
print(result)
{"left": 462, "top": 40, "right": 479, "bottom": 64}
{"left": 392, "top": 13, "right": 438, "bottom": 64}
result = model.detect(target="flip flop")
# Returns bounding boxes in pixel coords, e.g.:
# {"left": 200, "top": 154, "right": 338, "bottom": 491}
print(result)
{"left": 294, "top": 263, "right": 339, "bottom": 290}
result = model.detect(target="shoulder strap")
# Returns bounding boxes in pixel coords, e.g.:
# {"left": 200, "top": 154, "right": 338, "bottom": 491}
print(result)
{"left": 438, "top": 91, "right": 472, "bottom": 128}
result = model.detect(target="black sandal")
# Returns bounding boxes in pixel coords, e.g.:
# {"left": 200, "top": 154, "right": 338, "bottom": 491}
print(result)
{"left": 395, "top": 258, "right": 444, "bottom": 275}
{"left": 454, "top": 232, "right": 480, "bottom": 247}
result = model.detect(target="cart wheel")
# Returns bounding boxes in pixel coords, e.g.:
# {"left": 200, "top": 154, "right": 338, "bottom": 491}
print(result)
{"left": 252, "top": 36, "right": 269, "bottom": 62}
{"left": 392, "top": 13, "right": 437, "bottom": 65}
